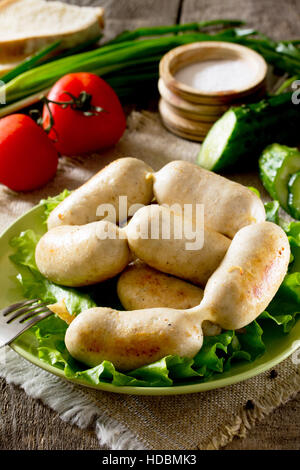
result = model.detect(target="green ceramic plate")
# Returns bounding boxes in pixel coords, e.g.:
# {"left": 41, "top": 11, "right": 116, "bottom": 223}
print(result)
{"left": 1, "top": 205, "right": 300, "bottom": 395}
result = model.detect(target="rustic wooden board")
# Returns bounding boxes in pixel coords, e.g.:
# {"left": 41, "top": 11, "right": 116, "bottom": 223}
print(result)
{"left": 181, "top": 0, "right": 300, "bottom": 40}
{"left": 0, "top": 381, "right": 100, "bottom": 450}
{"left": 1, "top": 0, "right": 300, "bottom": 451}
{"left": 64, "top": 0, "right": 182, "bottom": 41}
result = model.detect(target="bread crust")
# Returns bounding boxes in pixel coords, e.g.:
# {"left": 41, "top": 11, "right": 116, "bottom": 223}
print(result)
{"left": 0, "top": 0, "right": 104, "bottom": 64}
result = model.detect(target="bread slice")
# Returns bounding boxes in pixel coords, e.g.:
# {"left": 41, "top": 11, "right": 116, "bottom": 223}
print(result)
{"left": 0, "top": 0, "right": 104, "bottom": 75}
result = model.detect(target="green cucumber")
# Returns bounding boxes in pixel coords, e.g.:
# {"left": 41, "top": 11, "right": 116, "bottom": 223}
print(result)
{"left": 288, "top": 172, "right": 300, "bottom": 219}
{"left": 197, "top": 92, "right": 300, "bottom": 171}
{"left": 259, "top": 144, "right": 300, "bottom": 211}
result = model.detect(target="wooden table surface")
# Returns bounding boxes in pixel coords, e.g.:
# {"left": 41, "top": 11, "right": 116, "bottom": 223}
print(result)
{"left": 1, "top": 0, "right": 300, "bottom": 451}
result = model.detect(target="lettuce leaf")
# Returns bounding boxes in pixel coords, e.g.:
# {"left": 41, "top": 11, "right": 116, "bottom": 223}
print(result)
{"left": 264, "top": 200, "right": 280, "bottom": 224}
{"left": 284, "top": 221, "right": 300, "bottom": 273}
{"left": 260, "top": 272, "right": 300, "bottom": 332}
{"left": 7, "top": 191, "right": 300, "bottom": 387}
{"left": 258, "top": 201, "right": 300, "bottom": 332}
{"left": 40, "top": 190, "right": 71, "bottom": 223}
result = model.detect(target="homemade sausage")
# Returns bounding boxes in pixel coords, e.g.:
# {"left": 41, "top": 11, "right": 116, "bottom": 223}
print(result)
{"left": 65, "top": 306, "right": 204, "bottom": 370}
{"left": 199, "top": 221, "right": 290, "bottom": 330}
{"left": 125, "top": 204, "right": 230, "bottom": 287}
{"left": 117, "top": 260, "right": 204, "bottom": 310}
{"left": 35, "top": 221, "right": 130, "bottom": 287}
{"left": 117, "top": 260, "right": 221, "bottom": 336}
{"left": 65, "top": 221, "right": 289, "bottom": 370}
{"left": 153, "top": 160, "right": 266, "bottom": 238}
{"left": 47, "top": 157, "right": 154, "bottom": 229}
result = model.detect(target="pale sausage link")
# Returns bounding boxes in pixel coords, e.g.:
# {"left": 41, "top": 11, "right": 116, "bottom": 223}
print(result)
{"left": 153, "top": 160, "right": 266, "bottom": 239}
{"left": 35, "top": 221, "right": 131, "bottom": 287}
{"left": 47, "top": 157, "right": 154, "bottom": 230}
{"left": 117, "top": 260, "right": 222, "bottom": 336}
{"left": 125, "top": 204, "right": 230, "bottom": 287}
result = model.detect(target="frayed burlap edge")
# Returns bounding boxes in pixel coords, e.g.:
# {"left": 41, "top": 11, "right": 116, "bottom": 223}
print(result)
{"left": 199, "top": 365, "right": 300, "bottom": 450}
{"left": 0, "top": 347, "right": 147, "bottom": 450}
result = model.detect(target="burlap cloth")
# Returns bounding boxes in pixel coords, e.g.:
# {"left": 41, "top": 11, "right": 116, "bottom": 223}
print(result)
{"left": 1, "top": 111, "right": 300, "bottom": 450}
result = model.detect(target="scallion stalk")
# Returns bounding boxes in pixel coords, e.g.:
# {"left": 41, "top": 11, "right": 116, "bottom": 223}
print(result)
{"left": 275, "top": 75, "right": 300, "bottom": 94}
{"left": 106, "top": 20, "right": 245, "bottom": 44}
{"left": 3, "top": 32, "right": 250, "bottom": 104}
{"left": 0, "top": 20, "right": 299, "bottom": 117}
{"left": 0, "top": 40, "right": 61, "bottom": 83}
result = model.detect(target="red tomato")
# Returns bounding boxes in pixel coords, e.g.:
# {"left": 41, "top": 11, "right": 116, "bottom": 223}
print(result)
{"left": 0, "top": 114, "right": 58, "bottom": 192}
{"left": 43, "top": 73, "right": 126, "bottom": 156}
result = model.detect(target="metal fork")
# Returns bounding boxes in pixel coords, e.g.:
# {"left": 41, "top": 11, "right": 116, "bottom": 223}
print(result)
{"left": 0, "top": 299, "right": 52, "bottom": 348}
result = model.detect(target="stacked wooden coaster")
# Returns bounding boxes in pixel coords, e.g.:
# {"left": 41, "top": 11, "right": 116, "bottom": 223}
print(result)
{"left": 159, "top": 41, "right": 267, "bottom": 142}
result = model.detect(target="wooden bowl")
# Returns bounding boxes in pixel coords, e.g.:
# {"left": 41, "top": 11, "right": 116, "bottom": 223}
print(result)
{"left": 158, "top": 78, "right": 227, "bottom": 122}
{"left": 158, "top": 41, "right": 267, "bottom": 141}
{"left": 159, "top": 99, "right": 213, "bottom": 142}
{"left": 159, "top": 41, "right": 267, "bottom": 105}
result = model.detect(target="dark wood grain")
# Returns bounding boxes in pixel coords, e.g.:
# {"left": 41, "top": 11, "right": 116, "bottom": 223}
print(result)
{"left": 181, "top": 0, "right": 300, "bottom": 40}
{"left": 1, "top": 0, "right": 300, "bottom": 451}
{"left": 225, "top": 394, "right": 300, "bottom": 450}
{"left": 63, "top": 0, "right": 182, "bottom": 41}
{"left": 0, "top": 380, "right": 101, "bottom": 450}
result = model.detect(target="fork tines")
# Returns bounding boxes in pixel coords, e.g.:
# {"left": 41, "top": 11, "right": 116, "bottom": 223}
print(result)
{"left": 3, "top": 299, "right": 51, "bottom": 323}
{"left": 0, "top": 299, "right": 53, "bottom": 348}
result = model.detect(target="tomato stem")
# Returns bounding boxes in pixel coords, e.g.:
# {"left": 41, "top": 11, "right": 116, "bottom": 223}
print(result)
{"left": 30, "top": 91, "right": 107, "bottom": 134}
{"left": 44, "top": 91, "right": 107, "bottom": 115}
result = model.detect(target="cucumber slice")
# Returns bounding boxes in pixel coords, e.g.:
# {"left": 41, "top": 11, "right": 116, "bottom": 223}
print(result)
{"left": 197, "top": 92, "right": 300, "bottom": 171}
{"left": 197, "top": 110, "right": 236, "bottom": 170}
{"left": 288, "top": 172, "right": 300, "bottom": 219}
{"left": 259, "top": 144, "right": 300, "bottom": 210}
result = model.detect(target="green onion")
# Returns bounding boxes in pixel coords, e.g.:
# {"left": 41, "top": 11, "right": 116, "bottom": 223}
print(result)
{"left": 3, "top": 31, "right": 256, "bottom": 105}
{"left": 1, "top": 40, "right": 61, "bottom": 83}
{"left": 39, "top": 34, "right": 103, "bottom": 65}
{"left": 233, "top": 37, "right": 300, "bottom": 75}
{"left": 1, "top": 36, "right": 103, "bottom": 85}
{"left": 106, "top": 20, "right": 246, "bottom": 44}
{"left": 0, "top": 20, "right": 299, "bottom": 116}
{"left": 106, "top": 71, "right": 159, "bottom": 89}
{"left": 275, "top": 75, "right": 300, "bottom": 94}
